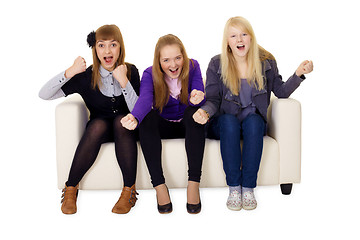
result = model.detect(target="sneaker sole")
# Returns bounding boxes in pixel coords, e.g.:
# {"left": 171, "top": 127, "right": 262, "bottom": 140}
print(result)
{"left": 227, "top": 205, "right": 242, "bottom": 211}
{"left": 243, "top": 205, "right": 257, "bottom": 210}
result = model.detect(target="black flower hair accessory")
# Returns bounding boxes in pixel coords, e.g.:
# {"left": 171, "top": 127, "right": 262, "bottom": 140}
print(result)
{"left": 87, "top": 31, "right": 96, "bottom": 48}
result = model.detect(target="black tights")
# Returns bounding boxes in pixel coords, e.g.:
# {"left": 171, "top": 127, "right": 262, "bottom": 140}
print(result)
{"left": 66, "top": 115, "right": 137, "bottom": 187}
{"left": 139, "top": 107, "right": 205, "bottom": 187}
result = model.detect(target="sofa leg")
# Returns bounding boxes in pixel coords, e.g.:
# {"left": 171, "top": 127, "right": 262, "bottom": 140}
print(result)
{"left": 280, "top": 183, "right": 293, "bottom": 195}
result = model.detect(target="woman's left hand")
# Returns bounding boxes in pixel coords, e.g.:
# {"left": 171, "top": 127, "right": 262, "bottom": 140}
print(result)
{"left": 296, "top": 60, "right": 313, "bottom": 77}
{"left": 113, "top": 64, "right": 128, "bottom": 88}
{"left": 189, "top": 89, "right": 205, "bottom": 105}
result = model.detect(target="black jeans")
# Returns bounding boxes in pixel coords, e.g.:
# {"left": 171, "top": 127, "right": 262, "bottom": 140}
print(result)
{"left": 139, "top": 107, "right": 205, "bottom": 187}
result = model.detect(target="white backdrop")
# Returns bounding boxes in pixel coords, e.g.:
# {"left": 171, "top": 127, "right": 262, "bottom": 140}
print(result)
{"left": 1, "top": 0, "right": 359, "bottom": 239}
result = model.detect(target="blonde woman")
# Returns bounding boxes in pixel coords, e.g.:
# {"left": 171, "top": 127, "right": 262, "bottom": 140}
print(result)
{"left": 39, "top": 25, "right": 140, "bottom": 214}
{"left": 121, "top": 34, "right": 205, "bottom": 214}
{"left": 193, "top": 16, "right": 313, "bottom": 211}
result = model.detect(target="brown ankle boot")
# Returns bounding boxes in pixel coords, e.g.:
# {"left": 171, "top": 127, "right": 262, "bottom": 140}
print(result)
{"left": 61, "top": 184, "right": 79, "bottom": 214}
{"left": 112, "top": 184, "right": 138, "bottom": 214}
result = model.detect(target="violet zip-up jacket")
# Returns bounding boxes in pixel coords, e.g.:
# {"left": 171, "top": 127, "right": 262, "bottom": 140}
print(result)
{"left": 201, "top": 54, "right": 305, "bottom": 122}
{"left": 132, "top": 59, "right": 205, "bottom": 124}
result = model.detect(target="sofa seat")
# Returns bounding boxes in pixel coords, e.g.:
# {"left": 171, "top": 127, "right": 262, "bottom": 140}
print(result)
{"left": 55, "top": 94, "right": 301, "bottom": 194}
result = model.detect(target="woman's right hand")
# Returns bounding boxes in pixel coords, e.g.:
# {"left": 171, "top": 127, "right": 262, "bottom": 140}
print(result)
{"left": 192, "top": 108, "right": 209, "bottom": 125}
{"left": 121, "top": 113, "right": 138, "bottom": 130}
{"left": 65, "top": 56, "right": 86, "bottom": 79}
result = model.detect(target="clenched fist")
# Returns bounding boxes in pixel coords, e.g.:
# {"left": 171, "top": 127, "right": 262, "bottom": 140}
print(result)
{"left": 192, "top": 108, "right": 209, "bottom": 125}
{"left": 113, "top": 64, "right": 128, "bottom": 88}
{"left": 120, "top": 113, "right": 138, "bottom": 130}
{"left": 65, "top": 56, "right": 86, "bottom": 79}
{"left": 295, "top": 60, "right": 313, "bottom": 77}
{"left": 189, "top": 89, "right": 205, "bottom": 105}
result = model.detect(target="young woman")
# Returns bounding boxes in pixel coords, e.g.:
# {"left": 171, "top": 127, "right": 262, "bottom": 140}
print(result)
{"left": 121, "top": 34, "right": 205, "bottom": 214}
{"left": 39, "top": 25, "right": 140, "bottom": 214}
{"left": 193, "top": 16, "right": 313, "bottom": 211}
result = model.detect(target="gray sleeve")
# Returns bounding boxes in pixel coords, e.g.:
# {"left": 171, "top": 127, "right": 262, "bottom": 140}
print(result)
{"left": 201, "top": 58, "right": 222, "bottom": 117}
{"left": 38, "top": 71, "right": 69, "bottom": 100}
{"left": 121, "top": 81, "right": 139, "bottom": 112}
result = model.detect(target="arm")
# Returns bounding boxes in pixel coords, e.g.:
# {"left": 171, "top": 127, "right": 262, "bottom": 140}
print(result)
{"left": 113, "top": 64, "right": 140, "bottom": 112}
{"left": 130, "top": 68, "right": 155, "bottom": 124}
{"left": 188, "top": 59, "right": 205, "bottom": 106}
{"left": 200, "top": 57, "right": 222, "bottom": 118}
{"left": 121, "top": 68, "right": 155, "bottom": 130}
{"left": 38, "top": 71, "right": 68, "bottom": 100}
{"left": 39, "top": 56, "right": 86, "bottom": 100}
{"left": 271, "top": 60, "right": 313, "bottom": 98}
{"left": 193, "top": 57, "right": 222, "bottom": 124}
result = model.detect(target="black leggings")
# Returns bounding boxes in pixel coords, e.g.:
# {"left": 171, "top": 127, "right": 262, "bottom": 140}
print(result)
{"left": 66, "top": 115, "right": 138, "bottom": 187}
{"left": 139, "top": 107, "right": 205, "bottom": 187}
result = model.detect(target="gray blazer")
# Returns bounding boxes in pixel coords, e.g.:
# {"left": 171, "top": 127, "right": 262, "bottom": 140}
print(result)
{"left": 201, "top": 54, "right": 305, "bottom": 122}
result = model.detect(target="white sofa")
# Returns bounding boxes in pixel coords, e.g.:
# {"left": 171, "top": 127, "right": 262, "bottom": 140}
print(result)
{"left": 55, "top": 94, "right": 301, "bottom": 194}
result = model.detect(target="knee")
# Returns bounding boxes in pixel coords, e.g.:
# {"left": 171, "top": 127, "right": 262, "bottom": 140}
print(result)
{"left": 218, "top": 114, "right": 240, "bottom": 134}
{"left": 183, "top": 107, "right": 203, "bottom": 129}
{"left": 114, "top": 114, "right": 129, "bottom": 133}
{"left": 183, "top": 106, "right": 198, "bottom": 122}
{"left": 139, "top": 110, "right": 157, "bottom": 129}
{"left": 242, "top": 114, "right": 265, "bottom": 137}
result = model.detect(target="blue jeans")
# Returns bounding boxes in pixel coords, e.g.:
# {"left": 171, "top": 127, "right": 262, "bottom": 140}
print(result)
{"left": 208, "top": 113, "right": 266, "bottom": 188}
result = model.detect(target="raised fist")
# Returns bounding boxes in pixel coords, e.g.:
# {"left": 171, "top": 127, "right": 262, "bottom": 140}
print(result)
{"left": 65, "top": 56, "right": 86, "bottom": 79}
{"left": 113, "top": 64, "right": 128, "bottom": 88}
{"left": 295, "top": 60, "right": 313, "bottom": 77}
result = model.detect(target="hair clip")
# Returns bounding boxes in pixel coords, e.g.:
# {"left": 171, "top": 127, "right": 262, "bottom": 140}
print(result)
{"left": 87, "top": 31, "right": 96, "bottom": 48}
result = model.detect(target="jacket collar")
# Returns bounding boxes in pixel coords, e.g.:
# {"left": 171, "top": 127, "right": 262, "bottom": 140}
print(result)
{"left": 99, "top": 65, "right": 113, "bottom": 78}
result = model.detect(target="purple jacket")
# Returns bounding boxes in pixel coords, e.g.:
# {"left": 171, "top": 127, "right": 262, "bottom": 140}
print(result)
{"left": 132, "top": 59, "right": 205, "bottom": 124}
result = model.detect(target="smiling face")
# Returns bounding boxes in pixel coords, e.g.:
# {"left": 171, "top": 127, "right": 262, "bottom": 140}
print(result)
{"left": 95, "top": 39, "right": 120, "bottom": 71}
{"left": 227, "top": 26, "right": 251, "bottom": 61}
{"left": 159, "top": 44, "right": 184, "bottom": 79}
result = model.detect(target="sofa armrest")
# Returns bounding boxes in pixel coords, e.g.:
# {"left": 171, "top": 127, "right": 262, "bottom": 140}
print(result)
{"left": 267, "top": 98, "right": 301, "bottom": 184}
{"left": 55, "top": 94, "right": 89, "bottom": 189}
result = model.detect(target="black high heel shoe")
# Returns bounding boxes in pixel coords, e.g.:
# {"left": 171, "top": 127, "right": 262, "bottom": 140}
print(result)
{"left": 186, "top": 201, "right": 201, "bottom": 214}
{"left": 156, "top": 185, "right": 172, "bottom": 214}
{"left": 187, "top": 183, "right": 201, "bottom": 214}
{"left": 158, "top": 202, "right": 173, "bottom": 214}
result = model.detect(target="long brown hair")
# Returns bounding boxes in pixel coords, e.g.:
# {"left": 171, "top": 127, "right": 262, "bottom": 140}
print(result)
{"left": 152, "top": 34, "right": 190, "bottom": 112}
{"left": 91, "top": 24, "right": 130, "bottom": 89}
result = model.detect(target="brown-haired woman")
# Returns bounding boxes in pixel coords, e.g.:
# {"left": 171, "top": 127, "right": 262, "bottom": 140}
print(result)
{"left": 39, "top": 25, "right": 140, "bottom": 214}
{"left": 121, "top": 34, "right": 205, "bottom": 214}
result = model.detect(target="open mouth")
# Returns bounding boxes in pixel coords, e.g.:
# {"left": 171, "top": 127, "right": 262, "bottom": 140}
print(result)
{"left": 104, "top": 56, "right": 113, "bottom": 64}
{"left": 169, "top": 68, "right": 179, "bottom": 74}
{"left": 237, "top": 45, "right": 245, "bottom": 50}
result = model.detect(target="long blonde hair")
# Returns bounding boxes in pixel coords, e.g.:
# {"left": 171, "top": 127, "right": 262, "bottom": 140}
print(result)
{"left": 152, "top": 34, "right": 190, "bottom": 112}
{"left": 91, "top": 24, "right": 130, "bottom": 89}
{"left": 221, "top": 16, "right": 264, "bottom": 95}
